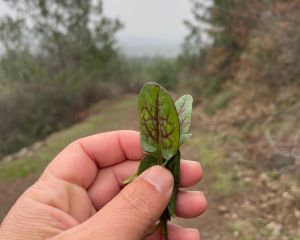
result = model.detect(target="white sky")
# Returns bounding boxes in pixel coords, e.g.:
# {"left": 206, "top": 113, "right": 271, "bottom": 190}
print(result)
{"left": 0, "top": 0, "right": 194, "bottom": 56}
{"left": 104, "top": 0, "right": 191, "bottom": 44}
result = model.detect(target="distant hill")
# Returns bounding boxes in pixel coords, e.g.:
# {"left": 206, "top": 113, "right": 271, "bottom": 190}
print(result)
{"left": 117, "top": 35, "right": 181, "bottom": 58}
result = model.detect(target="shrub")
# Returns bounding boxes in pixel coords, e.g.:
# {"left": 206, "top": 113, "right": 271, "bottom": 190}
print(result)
{"left": 0, "top": 80, "right": 117, "bottom": 156}
{"left": 151, "top": 58, "right": 181, "bottom": 90}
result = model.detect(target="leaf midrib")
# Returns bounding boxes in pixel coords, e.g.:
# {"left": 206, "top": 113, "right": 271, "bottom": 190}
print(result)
{"left": 156, "top": 90, "right": 162, "bottom": 165}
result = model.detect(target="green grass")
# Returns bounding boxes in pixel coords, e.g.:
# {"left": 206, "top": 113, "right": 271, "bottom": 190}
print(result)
{"left": 191, "top": 134, "right": 243, "bottom": 196}
{"left": 229, "top": 218, "right": 273, "bottom": 240}
{"left": 0, "top": 98, "right": 136, "bottom": 183}
{"left": 191, "top": 136, "right": 222, "bottom": 167}
{"left": 213, "top": 170, "right": 241, "bottom": 195}
{"left": 268, "top": 169, "right": 280, "bottom": 180}
{"left": 230, "top": 219, "right": 256, "bottom": 240}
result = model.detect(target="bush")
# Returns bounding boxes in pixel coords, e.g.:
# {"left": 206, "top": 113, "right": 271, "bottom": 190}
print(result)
{"left": 0, "top": 80, "right": 117, "bottom": 156}
{"left": 122, "top": 57, "right": 181, "bottom": 92}
{"left": 151, "top": 58, "right": 181, "bottom": 90}
{"left": 0, "top": 0, "right": 129, "bottom": 156}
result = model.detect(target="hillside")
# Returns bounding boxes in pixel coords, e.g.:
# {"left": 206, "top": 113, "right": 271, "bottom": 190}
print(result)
{"left": 1, "top": 95, "right": 299, "bottom": 239}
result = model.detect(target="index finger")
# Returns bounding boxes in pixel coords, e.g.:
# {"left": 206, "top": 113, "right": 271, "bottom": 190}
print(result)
{"left": 44, "top": 130, "right": 143, "bottom": 189}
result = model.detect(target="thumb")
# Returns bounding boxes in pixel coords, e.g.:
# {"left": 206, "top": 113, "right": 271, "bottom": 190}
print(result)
{"left": 57, "top": 166, "right": 174, "bottom": 240}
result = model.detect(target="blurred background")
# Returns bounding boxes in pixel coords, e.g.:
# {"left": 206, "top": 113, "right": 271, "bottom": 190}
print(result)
{"left": 0, "top": 0, "right": 300, "bottom": 239}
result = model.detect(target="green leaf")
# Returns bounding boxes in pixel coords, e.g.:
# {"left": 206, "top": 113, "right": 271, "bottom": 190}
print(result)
{"left": 122, "top": 174, "right": 137, "bottom": 185}
{"left": 180, "top": 133, "right": 192, "bottom": 146}
{"left": 136, "top": 82, "right": 193, "bottom": 240}
{"left": 159, "top": 209, "right": 169, "bottom": 239}
{"left": 122, "top": 155, "right": 157, "bottom": 185}
{"left": 138, "top": 82, "right": 180, "bottom": 161}
{"left": 166, "top": 150, "right": 181, "bottom": 217}
{"left": 158, "top": 151, "right": 180, "bottom": 240}
{"left": 137, "top": 155, "right": 157, "bottom": 175}
{"left": 175, "top": 95, "right": 193, "bottom": 145}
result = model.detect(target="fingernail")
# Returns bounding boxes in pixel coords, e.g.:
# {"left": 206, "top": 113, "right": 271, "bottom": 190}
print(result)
{"left": 199, "top": 191, "right": 205, "bottom": 197}
{"left": 142, "top": 166, "right": 173, "bottom": 193}
{"left": 185, "top": 228, "right": 200, "bottom": 239}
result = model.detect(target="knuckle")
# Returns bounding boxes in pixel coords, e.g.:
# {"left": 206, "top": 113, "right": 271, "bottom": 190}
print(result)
{"left": 120, "top": 183, "right": 155, "bottom": 223}
{"left": 25, "top": 178, "right": 69, "bottom": 211}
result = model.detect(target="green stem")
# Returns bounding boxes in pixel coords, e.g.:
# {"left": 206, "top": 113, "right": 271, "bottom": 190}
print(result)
{"left": 122, "top": 174, "right": 137, "bottom": 185}
{"left": 159, "top": 211, "right": 169, "bottom": 240}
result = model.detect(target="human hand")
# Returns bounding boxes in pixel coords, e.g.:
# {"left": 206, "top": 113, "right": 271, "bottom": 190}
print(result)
{"left": 0, "top": 131, "right": 207, "bottom": 240}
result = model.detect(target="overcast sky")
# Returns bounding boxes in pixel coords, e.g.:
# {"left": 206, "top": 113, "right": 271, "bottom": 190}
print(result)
{"left": 104, "top": 0, "right": 191, "bottom": 42}
{"left": 0, "top": 0, "right": 193, "bottom": 56}
{"left": 103, "top": 0, "right": 192, "bottom": 56}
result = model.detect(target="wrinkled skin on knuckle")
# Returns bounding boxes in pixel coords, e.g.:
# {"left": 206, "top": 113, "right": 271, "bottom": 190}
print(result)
{"left": 120, "top": 180, "right": 159, "bottom": 226}
{"left": 27, "top": 180, "right": 68, "bottom": 207}
{"left": 0, "top": 194, "right": 63, "bottom": 240}
{"left": 0, "top": 178, "right": 79, "bottom": 240}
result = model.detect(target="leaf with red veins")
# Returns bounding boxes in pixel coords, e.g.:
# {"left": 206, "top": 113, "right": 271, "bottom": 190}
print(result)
{"left": 138, "top": 82, "right": 180, "bottom": 161}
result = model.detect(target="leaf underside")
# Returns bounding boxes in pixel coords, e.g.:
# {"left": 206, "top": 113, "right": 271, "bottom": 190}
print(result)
{"left": 175, "top": 95, "right": 193, "bottom": 145}
{"left": 180, "top": 133, "right": 192, "bottom": 146}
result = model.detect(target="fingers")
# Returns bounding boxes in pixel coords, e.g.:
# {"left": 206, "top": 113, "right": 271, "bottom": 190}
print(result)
{"left": 76, "top": 130, "right": 143, "bottom": 167}
{"left": 176, "top": 191, "right": 207, "bottom": 218}
{"left": 43, "top": 129, "right": 201, "bottom": 192}
{"left": 179, "top": 160, "right": 203, "bottom": 187}
{"left": 88, "top": 161, "right": 139, "bottom": 209}
{"left": 55, "top": 166, "right": 174, "bottom": 240}
{"left": 148, "top": 223, "right": 200, "bottom": 240}
{"left": 87, "top": 160, "right": 203, "bottom": 209}
{"left": 44, "top": 130, "right": 142, "bottom": 189}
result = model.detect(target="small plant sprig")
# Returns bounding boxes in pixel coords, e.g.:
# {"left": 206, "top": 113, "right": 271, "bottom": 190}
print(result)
{"left": 125, "top": 82, "right": 193, "bottom": 239}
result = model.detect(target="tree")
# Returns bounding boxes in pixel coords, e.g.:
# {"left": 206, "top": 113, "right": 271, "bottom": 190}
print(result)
{"left": 182, "top": 0, "right": 263, "bottom": 83}
{"left": 184, "top": 0, "right": 300, "bottom": 87}
{"left": 0, "top": 0, "right": 122, "bottom": 79}
{"left": 0, "top": 0, "right": 124, "bottom": 155}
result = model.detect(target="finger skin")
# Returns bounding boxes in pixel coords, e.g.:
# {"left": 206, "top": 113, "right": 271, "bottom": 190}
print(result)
{"left": 180, "top": 160, "right": 203, "bottom": 187}
{"left": 148, "top": 223, "right": 200, "bottom": 240}
{"left": 87, "top": 159, "right": 203, "bottom": 209}
{"left": 53, "top": 166, "right": 174, "bottom": 240}
{"left": 87, "top": 161, "right": 139, "bottom": 209}
{"left": 176, "top": 191, "right": 208, "bottom": 218}
{"left": 45, "top": 130, "right": 202, "bottom": 191}
{"left": 45, "top": 130, "right": 143, "bottom": 189}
